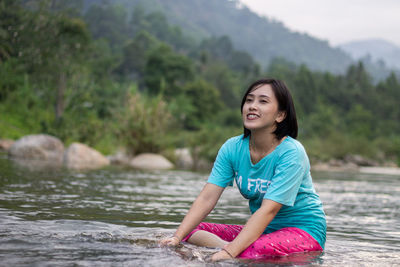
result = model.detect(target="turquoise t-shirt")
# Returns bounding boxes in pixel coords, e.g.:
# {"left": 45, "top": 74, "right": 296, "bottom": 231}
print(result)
{"left": 208, "top": 135, "right": 326, "bottom": 249}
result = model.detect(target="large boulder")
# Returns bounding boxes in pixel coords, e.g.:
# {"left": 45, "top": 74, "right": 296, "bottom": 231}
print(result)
{"left": 0, "top": 139, "right": 14, "bottom": 151}
{"left": 130, "top": 153, "right": 174, "bottom": 170}
{"left": 174, "top": 148, "right": 194, "bottom": 170}
{"left": 64, "top": 143, "right": 110, "bottom": 170}
{"left": 344, "top": 154, "right": 378, "bottom": 167}
{"left": 107, "top": 148, "right": 131, "bottom": 166}
{"left": 8, "top": 134, "right": 64, "bottom": 163}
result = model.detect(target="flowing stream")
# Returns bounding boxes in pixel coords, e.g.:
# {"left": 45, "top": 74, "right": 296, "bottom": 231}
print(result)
{"left": 1, "top": 154, "right": 399, "bottom": 266}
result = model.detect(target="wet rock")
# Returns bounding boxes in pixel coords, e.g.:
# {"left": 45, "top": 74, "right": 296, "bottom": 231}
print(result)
{"left": 311, "top": 162, "right": 331, "bottom": 172}
{"left": 328, "top": 159, "right": 358, "bottom": 171}
{"left": 193, "top": 158, "right": 213, "bottom": 172}
{"left": 10, "top": 158, "right": 63, "bottom": 171}
{"left": 8, "top": 134, "right": 64, "bottom": 164}
{"left": 312, "top": 160, "right": 358, "bottom": 172}
{"left": 64, "top": 143, "right": 110, "bottom": 170}
{"left": 107, "top": 149, "right": 131, "bottom": 166}
{"left": 174, "top": 148, "right": 194, "bottom": 170}
{"left": 0, "top": 139, "right": 14, "bottom": 151}
{"left": 382, "top": 161, "right": 399, "bottom": 168}
{"left": 130, "top": 153, "right": 174, "bottom": 170}
{"left": 359, "top": 166, "right": 400, "bottom": 175}
{"left": 344, "top": 154, "right": 378, "bottom": 167}
{"left": 328, "top": 159, "right": 345, "bottom": 167}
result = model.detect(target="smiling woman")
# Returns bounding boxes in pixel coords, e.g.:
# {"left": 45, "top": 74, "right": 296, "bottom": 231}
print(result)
{"left": 242, "top": 84, "right": 285, "bottom": 136}
{"left": 159, "top": 78, "right": 326, "bottom": 261}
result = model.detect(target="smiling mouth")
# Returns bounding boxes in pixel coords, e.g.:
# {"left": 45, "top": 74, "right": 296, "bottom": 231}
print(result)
{"left": 246, "top": 114, "right": 259, "bottom": 120}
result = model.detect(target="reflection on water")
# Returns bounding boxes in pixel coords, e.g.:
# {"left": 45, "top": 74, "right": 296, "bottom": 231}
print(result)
{"left": 0, "top": 155, "right": 399, "bottom": 266}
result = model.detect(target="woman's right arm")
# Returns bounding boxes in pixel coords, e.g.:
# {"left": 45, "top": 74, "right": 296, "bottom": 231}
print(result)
{"left": 159, "top": 183, "right": 225, "bottom": 246}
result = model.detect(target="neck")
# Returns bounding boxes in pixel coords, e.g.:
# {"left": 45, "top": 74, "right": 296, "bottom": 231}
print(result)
{"left": 249, "top": 129, "right": 279, "bottom": 154}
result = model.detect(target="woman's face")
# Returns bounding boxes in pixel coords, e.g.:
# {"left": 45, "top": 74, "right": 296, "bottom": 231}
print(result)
{"left": 242, "top": 84, "right": 285, "bottom": 133}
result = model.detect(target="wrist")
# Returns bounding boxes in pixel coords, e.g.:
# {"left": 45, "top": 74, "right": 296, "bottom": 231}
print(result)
{"left": 221, "top": 247, "right": 234, "bottom": 258}
{"left": 171, "top": 235, "right": 181, "bottom": 242}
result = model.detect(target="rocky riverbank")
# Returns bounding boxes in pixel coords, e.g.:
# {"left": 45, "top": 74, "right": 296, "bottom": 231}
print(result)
{"left": 1, "top": 135, "right": 399, "bottom": 173}
{"left": 1, "top": 134, "right": 177, "bottom": 171}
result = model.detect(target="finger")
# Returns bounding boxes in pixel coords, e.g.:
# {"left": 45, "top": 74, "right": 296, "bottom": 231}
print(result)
{"left": 159, "top": 239, "right": 170, "bottom": 246}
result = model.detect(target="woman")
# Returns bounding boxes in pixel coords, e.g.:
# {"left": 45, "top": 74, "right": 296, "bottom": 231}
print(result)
{"left": 160, "top": 78, "right": 326, "bottom": 261}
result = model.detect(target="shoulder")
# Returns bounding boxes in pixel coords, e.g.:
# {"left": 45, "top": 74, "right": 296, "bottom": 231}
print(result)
{"left": 218, "top": 134, "right": 246, "bottom": 156}
{"left": 281, "top": 136, "right": 305, "bottom": 152}
{"left": 276, "top": 136, "right": 307, "bottom": 161}
{"left": 224, "top": 134, "right": 245, "bottom": 146}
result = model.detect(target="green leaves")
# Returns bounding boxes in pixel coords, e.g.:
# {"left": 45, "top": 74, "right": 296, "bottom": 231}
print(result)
{"left": 115, "top": 92, "right": 174, "bottom": 154}
{"left": 1, "top": 1, "right": 400, "bottom": 165}
{"left": 144, "top": 44, "right": 193, "bottom": 97}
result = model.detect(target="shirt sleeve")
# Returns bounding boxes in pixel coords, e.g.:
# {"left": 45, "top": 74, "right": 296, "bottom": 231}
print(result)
{"left": 263, "top": 147, "right": 306, "bottom": 206}
{"left": 207, "top": 139, "right": 235, "bottom": 187}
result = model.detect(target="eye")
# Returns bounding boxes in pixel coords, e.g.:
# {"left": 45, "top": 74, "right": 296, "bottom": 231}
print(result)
{"left": 245, "top": 98, "right": 253, "bottom": 102}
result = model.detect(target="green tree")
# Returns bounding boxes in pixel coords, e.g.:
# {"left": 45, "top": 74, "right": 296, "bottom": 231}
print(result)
{"left": 84, "top": 3, "right": 129, "bottom": 50}
{"left": 129, "top": 7, "right": 193, "bottom": 52}
{"left": 1, "top": 1, "right": 90, "bottom": 122}
{"left": 292, "top": 64, "right": 318, "bottom": 115}
{"left": 182, "top": 79, "right": 223, "bottom": 129}
{"left": 301, "top": 102, "right": 340, "bottom": 138}
{"left": 199, "top": 36, "right": 233, "bottom": 61}
{"left": 144, "top": 44, "right": 193, "bottom": 97}
{"left": 375, "top": 73, "right": 400, "bottom": 135}
{"left": 345, "top": 104, "right": 374, "bottom": 138}
{"left": 201, "top": 62, "right": 240, "bottom": 108}
{"left": 116, "top": 31, "right": 159, "bottom": 81}
{"left": 344, "top": 62, "right": 374, "bottom": 110}
{"left": 229, "top": 50, "right": 260, "bottom": 78}
{"left": 115, "top": 89, "right": 174, "bottom": 154}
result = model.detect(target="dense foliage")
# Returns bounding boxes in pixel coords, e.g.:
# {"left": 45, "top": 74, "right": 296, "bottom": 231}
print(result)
{"left": 1, "top": 0, "right": 399, "bottom": 166}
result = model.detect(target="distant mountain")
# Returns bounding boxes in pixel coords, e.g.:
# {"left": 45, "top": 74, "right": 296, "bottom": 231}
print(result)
{"left": 161, "top": 0, "right": 355, "bottom": 73}
{"left": 83, "top": 0, "right": 353, "bottom": 73}
{"left": 339, "top": 39, "right": 400, "bottom": 69}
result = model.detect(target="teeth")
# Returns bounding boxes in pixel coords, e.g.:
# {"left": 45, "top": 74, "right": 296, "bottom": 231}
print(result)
{"left": 247, "top": 114, "right": 258, "bottom": 119}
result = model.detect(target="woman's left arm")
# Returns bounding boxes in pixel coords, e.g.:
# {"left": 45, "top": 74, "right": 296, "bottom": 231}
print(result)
{"left": 211, "top": 199, "right": 282, "bottom": 261}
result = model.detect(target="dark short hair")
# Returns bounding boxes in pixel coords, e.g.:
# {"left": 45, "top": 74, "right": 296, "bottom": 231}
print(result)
{"left": 240, "top": 78, "right": 298, "bottom": 140}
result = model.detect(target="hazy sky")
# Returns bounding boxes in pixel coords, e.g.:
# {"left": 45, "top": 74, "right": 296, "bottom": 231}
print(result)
{"left": 240, "top": 0, "right": 400, "bottom": 47}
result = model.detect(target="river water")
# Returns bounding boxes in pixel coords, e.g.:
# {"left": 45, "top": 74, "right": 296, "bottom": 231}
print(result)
{"left": 1, "top": 154, "right": 399, "bottom": 266}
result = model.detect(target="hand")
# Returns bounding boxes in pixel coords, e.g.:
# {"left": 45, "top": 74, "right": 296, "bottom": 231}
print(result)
{"left": 211, "top": 249, "right": 234, "bottom": 262}
{"left": 159, "top": 236, "right": 180, "bottom": 247}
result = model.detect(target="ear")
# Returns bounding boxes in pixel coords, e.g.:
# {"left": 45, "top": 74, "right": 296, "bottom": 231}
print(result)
{"left": 276, "top": 111, "right": 286, "bottom": 123}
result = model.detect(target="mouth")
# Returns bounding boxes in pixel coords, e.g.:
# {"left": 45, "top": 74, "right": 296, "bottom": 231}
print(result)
{"left": 246, "top": 113, "right": 259, "bottom": 120}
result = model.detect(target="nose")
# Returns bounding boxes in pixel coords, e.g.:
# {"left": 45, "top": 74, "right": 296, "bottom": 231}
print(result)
{"left": 248, "top": 101, "right": 257, "bottom": 111}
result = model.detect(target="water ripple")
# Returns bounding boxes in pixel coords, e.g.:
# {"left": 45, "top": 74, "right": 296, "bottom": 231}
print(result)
{"left": 1, "top": 158, "right": 400, "bottom": 266}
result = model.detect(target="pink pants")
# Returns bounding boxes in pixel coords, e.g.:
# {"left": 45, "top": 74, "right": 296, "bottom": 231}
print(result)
{"left": 182, "top": 222, "right": 323, "bottom": 259}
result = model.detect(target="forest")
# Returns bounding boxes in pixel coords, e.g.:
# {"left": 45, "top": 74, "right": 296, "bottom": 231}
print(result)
{"left": 1, "top": 0, "right": 400, "bottom": 167}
